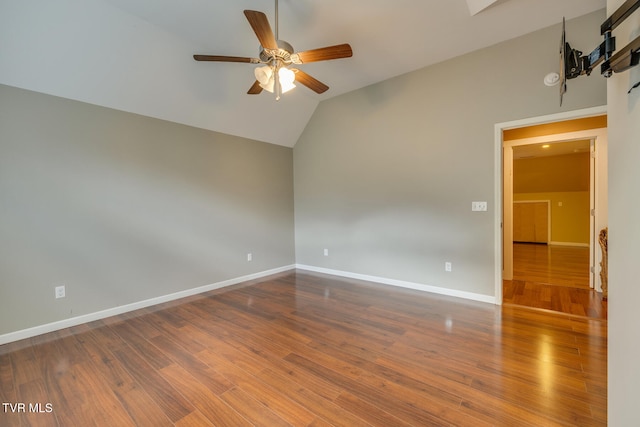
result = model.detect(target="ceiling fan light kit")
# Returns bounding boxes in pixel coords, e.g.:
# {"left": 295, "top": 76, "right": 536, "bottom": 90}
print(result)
{"left": 193, "top": 0, "right": 352, "bottom": 101}
{"left": 254, "top": 63, "right": 296, "bottom": 96}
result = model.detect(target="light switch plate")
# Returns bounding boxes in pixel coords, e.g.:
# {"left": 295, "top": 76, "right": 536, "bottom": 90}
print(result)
{"left": 472, "top": 201, "right": 488, "bottom": 212}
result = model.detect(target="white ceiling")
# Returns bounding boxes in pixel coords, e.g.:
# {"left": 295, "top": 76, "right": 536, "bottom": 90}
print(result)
{"left": 0, "top": 0, "right": 605, "bottom": 147}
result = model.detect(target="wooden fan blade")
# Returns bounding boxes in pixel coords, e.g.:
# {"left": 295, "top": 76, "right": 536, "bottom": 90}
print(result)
{"left": 248, "top": 80, "right": 263, "bottom": 95}
{"left": 294, "top": 70, "right": 329, "bottom": 94}
{"left": 243, "top": 10, "right": 278, "bottom": 50}
{"left": 295, "top": 44, "right": 353, "bottom": 63}
{"left": 193, "top": 55, "right": 256, "bottom": 63}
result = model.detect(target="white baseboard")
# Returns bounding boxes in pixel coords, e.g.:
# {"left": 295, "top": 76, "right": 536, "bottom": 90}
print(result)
{"left": 549, "top": 241, "right": 590, "bottom": 248}
{"left": 1, "top": 263, "right": 496, "bottom": 346}
{"left": 0, "top": 265, "right": 296, "bottom": 346}
{"left": 296, "top": 264, "right": 496, "bottom": 305}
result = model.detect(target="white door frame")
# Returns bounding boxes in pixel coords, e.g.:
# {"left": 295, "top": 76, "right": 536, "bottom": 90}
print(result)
{"left": 494, "top": 106, "right": 608, "bottom": 304}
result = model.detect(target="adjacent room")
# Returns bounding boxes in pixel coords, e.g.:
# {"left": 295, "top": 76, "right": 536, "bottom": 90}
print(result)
{"left": 501, "top": 115, "right": 609, "bottom": 318}
{"left": 1, "top": 0, "right": 639, "bottom": 425}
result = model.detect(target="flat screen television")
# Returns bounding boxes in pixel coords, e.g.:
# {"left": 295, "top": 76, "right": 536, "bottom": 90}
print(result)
{"left": 559, "top": 18, "right": 584, "bottom": 106}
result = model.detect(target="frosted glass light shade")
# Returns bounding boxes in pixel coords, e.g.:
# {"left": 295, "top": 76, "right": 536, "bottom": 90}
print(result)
{"left": 278, "top": 67, "right": 296, "bottom": 93}
{"left": 255, "top": 65, "right": 275, "bottom": 92}
{"left": 255, "top": 65, "right": 273, "bottom": 85}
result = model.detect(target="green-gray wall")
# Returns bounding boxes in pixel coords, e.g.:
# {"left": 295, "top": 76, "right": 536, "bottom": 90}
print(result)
{"left": 293, "top": 10, "right": 606, "bottom": 298}
{"left": 0, "top": 84, "right": 295, "bottom": 337}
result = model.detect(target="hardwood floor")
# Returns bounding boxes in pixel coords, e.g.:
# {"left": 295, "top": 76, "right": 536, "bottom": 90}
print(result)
{"left": 504, "top": 243, "right": 607, "bottom": 319}
{"left": 1, "top": 270, "right": 606, "bottom": 426}
{"left": 512, "top": 243, "right": 590, "bottom": 289}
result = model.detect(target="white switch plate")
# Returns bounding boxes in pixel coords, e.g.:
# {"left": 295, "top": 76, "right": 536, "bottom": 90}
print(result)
{"left": 323, "top": 248, "right": 329, "bottom": 256}
{"left": 472, "top": 201, "right": 488, "bottom": 211}
{"left": 247, "top": 253, "right": 252, "bottom": 262}
{"left": 445, "top": 262, "right": 452, "bottom": 272}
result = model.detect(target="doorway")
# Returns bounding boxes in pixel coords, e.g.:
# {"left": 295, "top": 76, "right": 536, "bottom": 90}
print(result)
{"left": 494, "top": 107, "right": 608, "bottom": 318}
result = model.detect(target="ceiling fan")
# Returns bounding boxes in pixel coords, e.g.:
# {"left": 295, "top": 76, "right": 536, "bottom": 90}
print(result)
{"left": 193, "top": 0, "right": 353, "bottom": 100}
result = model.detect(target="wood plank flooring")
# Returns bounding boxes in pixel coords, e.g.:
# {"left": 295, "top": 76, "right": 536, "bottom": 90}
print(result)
{"left": 0, "top": 270, "right": 607, "bottom": 426}
{"left": 512, "top": 243, "right": 590, "bottom": 289}
{"left": 504, "top": 243, "right": 607, "bottom": 319}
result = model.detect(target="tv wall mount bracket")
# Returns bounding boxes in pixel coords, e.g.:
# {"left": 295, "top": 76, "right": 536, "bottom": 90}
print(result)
{"left": 562, "top": 0, "right": 640, "bottom": 103}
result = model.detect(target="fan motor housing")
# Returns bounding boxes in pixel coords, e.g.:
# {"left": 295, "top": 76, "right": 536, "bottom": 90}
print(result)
{"left": 260, "top": 40, "right": 294, "bottom": 63}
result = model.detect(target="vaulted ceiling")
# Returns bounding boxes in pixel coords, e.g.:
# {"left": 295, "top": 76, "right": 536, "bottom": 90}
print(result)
{"left": 0, "top": 0, "right": 605, "bottom": 147}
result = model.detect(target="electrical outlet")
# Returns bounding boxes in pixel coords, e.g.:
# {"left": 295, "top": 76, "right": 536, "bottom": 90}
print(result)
{"left": 323, "top": 248, "right": 329, "bottom": 256}
{"left": 55, "top": 285, "right": 66, "bottom": 299}
{"left": 445, "top": 262, "right": 452, "bottom": 272}
{"left": 247, "top": 253, "right": 252, "bottom": 262}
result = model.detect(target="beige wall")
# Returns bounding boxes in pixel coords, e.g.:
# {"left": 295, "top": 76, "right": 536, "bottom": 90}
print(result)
{"left": 0, "top": 84, "right": 295, "bottom": 337}
{"left": 607, "top": 0, "right": 640, "bottom": 424}
{"left": 514, "top": 152, "right": 590, "bottom": 193}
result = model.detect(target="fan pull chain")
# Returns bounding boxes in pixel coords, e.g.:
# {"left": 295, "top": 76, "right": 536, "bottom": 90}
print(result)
{"left": 275, "top": 59, "right": 282, "bottom": 101}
